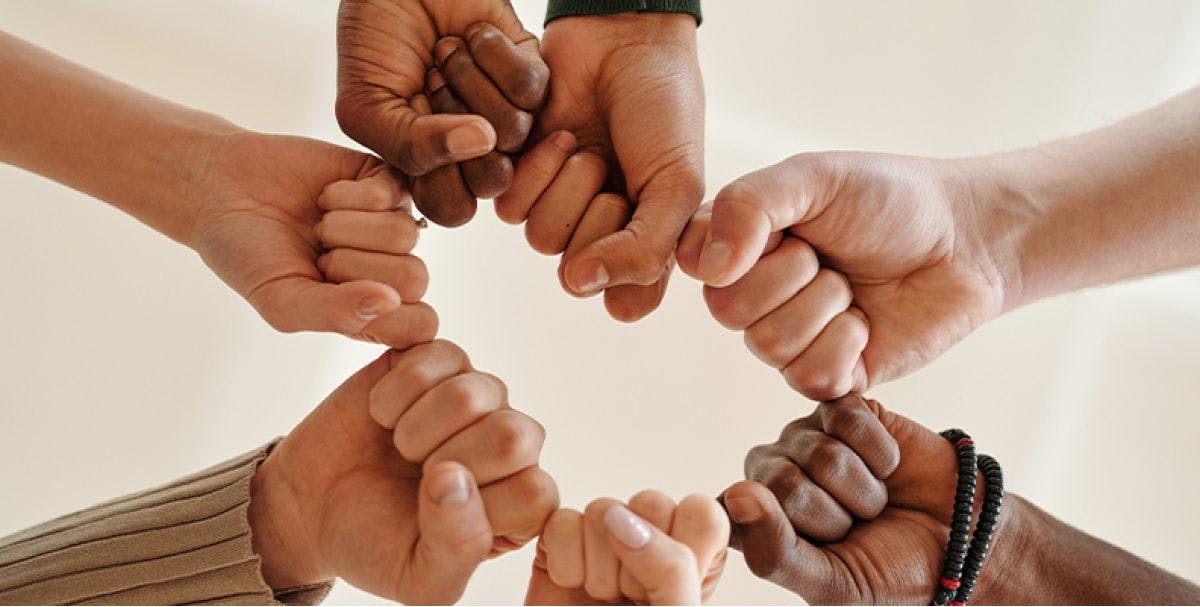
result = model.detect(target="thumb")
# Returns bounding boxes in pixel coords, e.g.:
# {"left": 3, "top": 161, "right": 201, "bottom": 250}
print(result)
{"left": 399, "top": 462, "right": 493, "bottom": 604}
{"left": 721, "top": 480, "right": 839, "bottom": 603}
{"left": 563, "top": 175, "right": 702, "bottom": 295}
{"left": 249, "top": 276, "right": 402, "bottom": 336}
{"left": 602, "top": 504, "right": 702, "bottom": 605}
{"left": 336, "top": 98, "right": 497, "bottom": 176}
{"left": 696, "top": 154, "right": 840, "bottom": 287}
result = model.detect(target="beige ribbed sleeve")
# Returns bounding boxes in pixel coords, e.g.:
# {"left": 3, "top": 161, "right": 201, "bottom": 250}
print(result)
{"left": 0, "top": 444, "right": 331, "bottom": 605}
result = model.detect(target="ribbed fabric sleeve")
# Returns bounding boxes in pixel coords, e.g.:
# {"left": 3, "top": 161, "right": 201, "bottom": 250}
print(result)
{"left": 0, "top": 444, "right": 330, "bottom": 606}
{"left": 545, "top": 0, "right": 702, "bottom": 26}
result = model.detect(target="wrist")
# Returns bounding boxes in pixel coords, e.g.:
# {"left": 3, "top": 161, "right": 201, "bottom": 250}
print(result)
{"left": 545, "top": 11, "right": 697, "bottom": 45}
{"left": 950, "top": 154, "right": 1045, "bottom": 315}
{"left": 247, "top": 447, "right": 332, "bottom": 591}
{"left": 172, "top": 116, "right": 245, "bottom": 249}
{"left": 971, "top": 493, "right": 1038, "bottom": 604}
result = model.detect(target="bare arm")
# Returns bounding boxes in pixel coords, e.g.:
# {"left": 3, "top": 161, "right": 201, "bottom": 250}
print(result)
{"left": 979, "top": 495, "right": 1200, "bottom": 605}
{"left": 0, "top": 30, "right": 237, "bottom": 245}
{"left": 987, "top": 85, "right": 1200, "bottom": 310}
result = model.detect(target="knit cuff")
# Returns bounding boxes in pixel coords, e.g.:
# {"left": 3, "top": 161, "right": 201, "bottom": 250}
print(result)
{"left": 545, "top": 0, "right": 702, "bottom": 26}
{"left": 0, "top": 442, "right": 331, "bottom": 605}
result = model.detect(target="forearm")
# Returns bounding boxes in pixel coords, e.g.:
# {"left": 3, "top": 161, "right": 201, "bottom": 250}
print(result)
{"left": 0, "top": 31, "right": 240, "bottom": 246}
{"left": 976, "top": 494, "right": 1200, "bottom": 604}
{"left": 979, "top": 86, "right": 1200, "bottom": 310}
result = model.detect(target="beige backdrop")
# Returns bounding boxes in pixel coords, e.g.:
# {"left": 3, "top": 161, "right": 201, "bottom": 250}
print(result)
{"left": 2, "top": 1, "right": 1199, "bottom": 604}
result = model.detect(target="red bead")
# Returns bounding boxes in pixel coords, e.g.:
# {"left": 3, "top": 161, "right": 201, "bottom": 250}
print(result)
{"left": 955, "top": 437, "right": 975, "bottom": 448}
{"left": 940, "top": 577, "right": 962, "bottom": 590}
{"left": 949, "top": 601, "right": 967, "bottom": 606}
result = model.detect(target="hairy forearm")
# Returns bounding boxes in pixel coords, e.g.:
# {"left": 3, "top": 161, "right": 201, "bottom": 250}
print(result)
{"left": 0, "top": 31, "right": 240, "bottom": 245}
{"left": 976, "top": 494, "right": 1200, "bottom": 604}
{"left": 979, "top": 86, "right": 1200, "bottom": 310}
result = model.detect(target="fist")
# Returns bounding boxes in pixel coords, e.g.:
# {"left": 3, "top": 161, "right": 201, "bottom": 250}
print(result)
{"left": 372, "top": 339, "right": 560, "bottom": 553}
{"left": 413, "top": 23, "right": 550, "bottom": 227}
{"left": 528, "top": 492, "right": 729, "bottom": 605}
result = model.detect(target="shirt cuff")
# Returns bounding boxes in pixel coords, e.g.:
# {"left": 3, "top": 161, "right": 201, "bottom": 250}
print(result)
{"left": 0, "top": 441, "right": 331, "bottom": 605}
{"left": 545, "top": 0, "right": 702, "bottom": 26}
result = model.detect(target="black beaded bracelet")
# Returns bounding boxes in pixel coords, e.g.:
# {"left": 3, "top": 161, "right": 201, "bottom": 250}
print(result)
{"left": 931, "top": 430, "right": 1005, "bottom": 606}
{"left": 955, "top": 454, "right": 1004, "bottom": 604}
{"left": 932, "top": 429, "right": 978, "bottom": 605}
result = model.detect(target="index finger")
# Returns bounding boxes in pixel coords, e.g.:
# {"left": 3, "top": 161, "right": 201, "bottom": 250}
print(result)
{"left": 465, "top": 22, "right": 549, "bottom": 111}
{"left": 697, "top": 155, "right": 840, "bottom": 287}
{"left": 817, "top": 394, "right": 901, "bottom": 479}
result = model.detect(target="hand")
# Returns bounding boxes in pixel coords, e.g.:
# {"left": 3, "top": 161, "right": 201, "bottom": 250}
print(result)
{"left": 526, "top": 493, "right": 728, "bottom": 605}
{"left": 678, "top": 153, "right": 1019, "bottom": 399}
{"left": 409, "top": 26, "right": 550, "bottom": 226}
{"left": 190, "top": 131, "right": 438, "bottom": 348}
{"left": 248, "top": 342, "right": 559, "bottom": 604}
{"left": 336, "top": 0, "right": 546, "bottom": 226}
{"left": 721, "top": 394, "right": 1015, "bottom": 605}
{"left": 496, "top": 13, "right": 705, "bottom": 322}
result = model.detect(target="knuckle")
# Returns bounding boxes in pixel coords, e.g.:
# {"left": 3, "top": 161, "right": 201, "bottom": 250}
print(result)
{"left": 367, "top": 384, "right": 392, "bottom": 427}
{"left": 509, "top": 64, "right": 549, "bottom": 108}
{"left": 744, "top": 318, "right": 790, "bottom": 367}
{"left": 429, "top": 338, "right": 466, "bottom": 362}
{"left": 815, "top": 268, "right": 853, "bottom": 300}
{"left": 404, "top": 356, "right": 442, "bottom": 389}
{"left": 714, "top": 178, "right": 767, "bottom": 215}
{"left": 408, "top": 302, "right": 440, "bottom": 342}
{"left": 824, "top": 402, "right": 871, "bottom": 438}
{"left": 783, "top": 364, "right": 847, "bottom": 401}
{"left": 442, "top": 49, "right": 473, "bottom": 79}
{"left": 399, "top": 257, "right": 430, "bottom": 300}
{"left": 389, "top": 217, "right": 416, "bottom": 248}
{"left": 525, "top": 222, "right": 565, "bottom": 256}
{"left": 583, "top": 498, "right": 618, "bottom": 524}
{"left": 323, "top": 247, "right": 347, "bottom": 272}
{"left": 545, "top": 508, "right": 580, "bottom": 539}
{"left": 498, "top": 109, "right": 533, "bottom": 149}
{"left": 861, "top": 487, "right": 888, "bottom": 519}
{"left": 743, "top": 444, "right": 776, "bottom": 479}
{"left": 443, "top": 375, "right": 490, "bottom": 419}
{"left": 469, "top": 26, "right": 505, "bottom": 51}
{"left": 510, "top": 472, "right": 560, "bottom": 535}
{"left": 763, "top": 467, "right": 802, "bottom": 503}
{"left": 392, "top": 426, "right": 421, "bottom": 461}
{"left": 703, "top": 287, "right": 752, "bottom": 329}
{"left": 488, "top": 411, "right": 543, "bottom": 465}
{"left": 806, "top": 439, "right": 851, "bottom": 479}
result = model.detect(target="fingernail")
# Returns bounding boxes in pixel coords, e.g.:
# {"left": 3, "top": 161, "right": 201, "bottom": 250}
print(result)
{"left": 697, "top": 239, "right": 733, "bottom": 282}
{"left": 572, "top": 260, "right": 609, "bottom": 293}
{"left": 357, "top": 295, "right": 391, "bottom": 318}
{"left": 604, "top": 505, "right": 652, "bottom": 550}
{"left": 723, "top": 496, "right": 764, "bottom": 525}
{"left": 429, "top": 467, "right": 471, "bottom": 506}
{"left": 446, "top": 123, "right": 493, "bottom": 158}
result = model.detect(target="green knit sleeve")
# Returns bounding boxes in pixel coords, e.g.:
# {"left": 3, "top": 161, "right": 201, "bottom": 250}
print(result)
{"left": 545, "top": 0, "right": 702, "bottom": 26}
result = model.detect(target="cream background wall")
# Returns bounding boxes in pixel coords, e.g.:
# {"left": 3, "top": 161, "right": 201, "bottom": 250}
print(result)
{"left": 1, "top": 1, "right": 1198, "bottom": 604}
